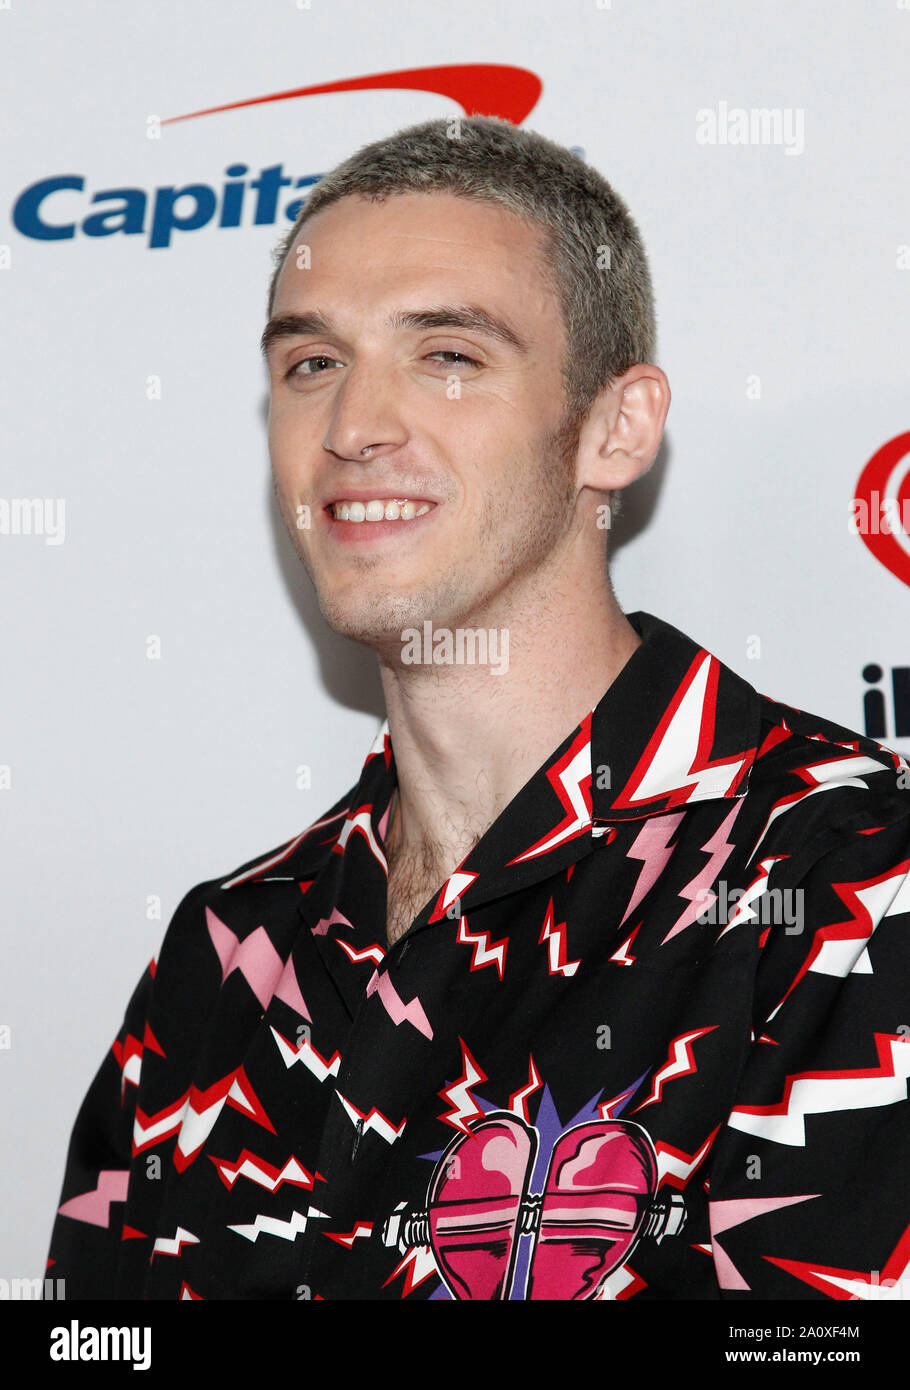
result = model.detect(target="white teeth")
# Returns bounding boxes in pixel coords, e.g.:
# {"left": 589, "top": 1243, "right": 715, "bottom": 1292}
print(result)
{"left": 330, "top": 498, "right": 433, "bottom": 522}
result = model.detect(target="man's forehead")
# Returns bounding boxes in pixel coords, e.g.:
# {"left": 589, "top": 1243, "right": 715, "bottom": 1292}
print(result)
{"left": 272, "top": 190, "right": 558, "bottom": 326}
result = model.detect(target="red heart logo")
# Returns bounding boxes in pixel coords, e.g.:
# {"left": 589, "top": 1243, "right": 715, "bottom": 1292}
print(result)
{"left": 854, "top": 431, "right": 910, "bottom": 592}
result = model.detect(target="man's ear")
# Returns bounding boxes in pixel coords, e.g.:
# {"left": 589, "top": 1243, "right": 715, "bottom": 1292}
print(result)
{"left": 576, "top": 363, "right": 670, "bottom": 493}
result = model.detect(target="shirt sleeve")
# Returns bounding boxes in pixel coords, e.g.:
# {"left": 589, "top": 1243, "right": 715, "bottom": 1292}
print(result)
{"left": 707, "top": 811, "right": 910, "bottom": 1300}
{"left": 43, "top": 957, "right": 156, "bottom": 1299}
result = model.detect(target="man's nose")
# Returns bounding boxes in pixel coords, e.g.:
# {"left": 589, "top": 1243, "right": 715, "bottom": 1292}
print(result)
{"left": 322, "top": 359, "right": 408, "bottom": 462}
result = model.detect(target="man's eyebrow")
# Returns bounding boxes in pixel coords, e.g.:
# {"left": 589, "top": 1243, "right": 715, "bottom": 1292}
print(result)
{"left": 389, "top": 305, "right": 529, "bottom": 353}
{"left": 260, "top": 312, "right": 333, "bottom": 359}
{"left": 260, "top": 304, "right": 529, "bottom": 359}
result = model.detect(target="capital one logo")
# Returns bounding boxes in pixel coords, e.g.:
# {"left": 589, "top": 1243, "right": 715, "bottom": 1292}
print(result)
{"left": 12, "top": 64, "right": 543, "bottom": 249}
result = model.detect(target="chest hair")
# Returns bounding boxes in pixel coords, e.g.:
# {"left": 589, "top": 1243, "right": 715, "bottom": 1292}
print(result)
{"left": 385, "top": 820, "right": 485, "bottom": 946}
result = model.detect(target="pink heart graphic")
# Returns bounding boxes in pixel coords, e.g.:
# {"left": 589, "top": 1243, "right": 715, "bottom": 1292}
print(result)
{"left": 426, "top": 1114, "right": 660, "bottom": 1300}
{"left": 855, "top": 431, "right": 910, "bottom": 592}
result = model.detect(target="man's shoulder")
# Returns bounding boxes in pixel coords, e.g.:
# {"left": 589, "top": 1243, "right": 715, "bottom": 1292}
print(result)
{"left": 752, "top": 683, "right": 905, "bottom": 780}
{"left": 161, "top": 781, "right": 360, "bottom": 936}
{"left": 740, "top": 680, "right": 910, "bottom": 849}
{"left": 223, "top": 782, "right": 361, "bottom": 893}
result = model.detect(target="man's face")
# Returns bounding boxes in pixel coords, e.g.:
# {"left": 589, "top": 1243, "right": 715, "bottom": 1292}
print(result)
{"left": 265, "top": 190, "right": 581, "bottom": 654}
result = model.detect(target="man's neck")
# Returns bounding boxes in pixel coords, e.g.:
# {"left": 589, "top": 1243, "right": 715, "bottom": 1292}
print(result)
{"left": 377, "top": 585, "right": 640, "bottom": 866}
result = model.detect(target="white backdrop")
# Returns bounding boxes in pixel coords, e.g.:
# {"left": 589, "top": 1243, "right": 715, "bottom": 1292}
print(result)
{"left": 2, "top": 0, "right": 908, "bottom": 1282}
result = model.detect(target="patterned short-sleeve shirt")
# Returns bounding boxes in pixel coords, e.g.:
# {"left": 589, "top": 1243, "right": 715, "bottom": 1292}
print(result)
{"left": 46, "top": 611, "right": 910, "bottom": 1300}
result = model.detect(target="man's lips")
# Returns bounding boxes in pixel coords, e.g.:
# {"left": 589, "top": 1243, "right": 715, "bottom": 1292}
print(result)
{"left": 320, "top": 493, "right": 440, "bottom": 541}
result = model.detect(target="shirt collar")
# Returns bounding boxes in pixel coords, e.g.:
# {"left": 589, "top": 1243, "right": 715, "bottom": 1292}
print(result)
{"left": 589, "top": 610, "right": 761, "bottom": 822}
{"left": 226, "top": 610, "right": 762, "bottom": 900}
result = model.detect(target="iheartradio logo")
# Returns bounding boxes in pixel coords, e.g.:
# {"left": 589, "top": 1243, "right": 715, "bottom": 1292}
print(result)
{"left": 851, "top": 431, "right": 910, "bottom": 591}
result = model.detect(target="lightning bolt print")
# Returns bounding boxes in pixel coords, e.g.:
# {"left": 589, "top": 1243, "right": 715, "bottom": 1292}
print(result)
{"left": 539, "top": 898, "right": 580, "bottom": 977}
{"left": 429, "top": 869, "right": 479, "bottom": 924}
{"left": 633, "top": 1027, "right": 718, "bottom": 1109}
{"left": 508, "top": 716, "right": 593, "bottom": 863}
{"left": 715, "top": 854, "right": 788, "bottom": 941}
{"left": 133, "top": 1092, "right": 192, "bottom": 1155}
{"left": 271, "top": 1027, "right": 342, "bottom": 1083}
{"left": 508, "top": 1056, "right": 542, "bottom": 1121}
{"left": 620, "top": 813, "right": 684, "bottom": 926}
{"left": 312, "top": 905, "right": 354, "bottom": 937}
{"left": 594, "top": 1265, "right": 647, "bottom": 1300}
{"left": 335, "top": 1093, "right": 407, "bottom": 1145}
{"left": 151, "top": 1227, "right": 199, "bottom": 1260}
{"left": 326, "top": 1222, "right": 373, "bottom": 1248}
{"left": 172, "top": 1068, "right": 275, "bottom": 1172}
{"left": 57, "top": 1171, "right": 130, "bottom": 1228}
{"left": 438, "top": 1039, "right": 488, "bottom": 1133}
{"left": 210, "top": 1150, "right": 314, "bottom": 1193}
{"left": 336, "top": 940, "right": 386, "bottom": 966}
{"left": 654, "top": 1127, "right": 721, "bottom": 1189}
{"left": 764, "top": 860, "right": 910, "bottom": 1021}
{"left": 727, "top": 1032, "right": 910, "bottom": 1146}
{"left": 366, "top": 968, "right": 433, "bottom": 1039}
{"left": 383, "top": 1244, "right": 439, "bottom": 1296}
{"left": 335, "top": 805, "right": 389, "bottom": 872}
{"left": 455, "top": 915, "right": 508, "bottom": 979}
{"left": 111, "top": 1034, "right": 143, "bottom": 1098}
{"left": 598, "top": 1078, "right": 645, "bottom": 1120}
{"left": 748, "top": 749, "right": 898, "bottom": 857}
{"left": 662, "top": 800, "right": 742, "bottom": 944}
{"left": 611, "top": 653, "right": 754, "bottom": 813}
{"left": 765, "top": 1220, "right": 910, "bottom": 1300}
{"left": 228, "top": 1207, "right": 328, "bottom": 1244}
{"left": 709, "top": 1195, "right": 821, "bottom": 1290}
{"left": 206, "top": 908, "right": 310, "bottom": 1018}
{"left": 609, "top": 924, "right": 640, "bottom": 966}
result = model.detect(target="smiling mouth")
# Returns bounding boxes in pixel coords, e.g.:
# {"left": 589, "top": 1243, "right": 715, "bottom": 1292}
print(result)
{"left": 327, "top": 499, "right": 435, "bottom": 522}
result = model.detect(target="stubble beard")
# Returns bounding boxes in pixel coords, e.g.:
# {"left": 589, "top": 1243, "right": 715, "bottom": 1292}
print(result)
{"left": 284, "top": 411, "right": 581, "bottom": 653}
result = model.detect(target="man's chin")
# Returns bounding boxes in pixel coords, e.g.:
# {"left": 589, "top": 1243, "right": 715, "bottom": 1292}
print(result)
{"left": 315, "top": 591, "right": 430, "bottom": 652}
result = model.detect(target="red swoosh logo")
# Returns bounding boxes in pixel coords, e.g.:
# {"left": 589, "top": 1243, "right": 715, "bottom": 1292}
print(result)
{"left": 854, "top": 431, "right": 910, "bottom": 592}
{"left": 164, "top": 64, "right": 542, "bottom": 127}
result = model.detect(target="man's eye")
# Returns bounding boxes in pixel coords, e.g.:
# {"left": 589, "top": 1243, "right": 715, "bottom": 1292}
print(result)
{"left": 287, "top": 355, "right": 342, "bottom": 378}
{"left": 427, "top": 351, "right": 482, "bottom": 368}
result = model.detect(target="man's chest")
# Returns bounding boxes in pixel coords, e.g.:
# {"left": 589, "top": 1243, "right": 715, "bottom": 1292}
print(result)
{"left": 385, "top": 856, "right": 448, "bottom": 946}
{"left": 130, "top": 849, "right": 761, "bottom": 1300}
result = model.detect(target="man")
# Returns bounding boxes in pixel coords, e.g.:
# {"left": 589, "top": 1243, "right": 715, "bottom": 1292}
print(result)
{"left": 47, "top": 117, "right": 910, "bottom": 1301}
